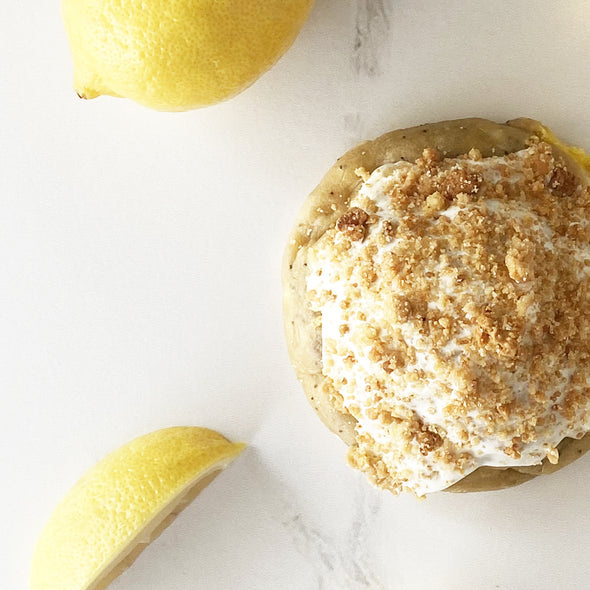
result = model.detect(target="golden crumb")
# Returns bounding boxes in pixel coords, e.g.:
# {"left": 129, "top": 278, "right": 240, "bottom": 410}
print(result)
{"left": 355, "top": 167, "right": 371, "bottom": 182}
{"left": 335, "top": 207, "right": 369, "bottom": 241}
{"left": 546, "top": 447, "right": 560, "bottom": 465}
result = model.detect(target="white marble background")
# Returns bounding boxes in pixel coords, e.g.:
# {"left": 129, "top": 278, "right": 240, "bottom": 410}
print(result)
{"left": 2, "top": 1, "right": 590, "bottom": 589}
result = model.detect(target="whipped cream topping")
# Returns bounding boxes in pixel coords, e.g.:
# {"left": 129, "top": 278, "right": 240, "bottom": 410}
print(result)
{"left": 306, "top": 143, "right": 590, "bottom": 495}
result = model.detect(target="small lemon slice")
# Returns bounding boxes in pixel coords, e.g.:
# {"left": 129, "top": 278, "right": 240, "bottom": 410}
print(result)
{"left": 541, "top": 127, "right": 590, "bottom": 172}
{"left": 30, "top": 427, "right": 245, "bottom": 590}
{"left": 508, "top": 117, "right": 590, "bottom": 173}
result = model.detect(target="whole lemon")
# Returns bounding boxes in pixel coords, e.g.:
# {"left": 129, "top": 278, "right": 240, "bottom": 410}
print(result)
{"left": 62, "top": 0, "right": 315, "bottom": 111}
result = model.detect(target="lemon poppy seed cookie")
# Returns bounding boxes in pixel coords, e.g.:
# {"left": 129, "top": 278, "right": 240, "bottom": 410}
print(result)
{"left": 283, "top": 118, "right": 590, "bottom": 495}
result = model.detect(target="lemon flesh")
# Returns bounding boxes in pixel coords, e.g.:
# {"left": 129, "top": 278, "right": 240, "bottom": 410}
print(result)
{"left": 62, "top": 0, "right": 315, "bottom": 111}
{"left": 30, "top": 426, "right": 245, "bottom": 590}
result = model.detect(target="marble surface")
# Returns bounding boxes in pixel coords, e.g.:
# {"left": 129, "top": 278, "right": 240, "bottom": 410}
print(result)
{"left": 3, "top": 1, "right": 590, "bottom": 589}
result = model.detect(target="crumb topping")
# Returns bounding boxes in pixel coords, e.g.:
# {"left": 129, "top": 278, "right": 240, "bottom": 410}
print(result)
{"left": 335, "top": 207, "right": 369, "bottom": 241}
{"left": 306, "top": 141, "right": 590, "bottom": 496}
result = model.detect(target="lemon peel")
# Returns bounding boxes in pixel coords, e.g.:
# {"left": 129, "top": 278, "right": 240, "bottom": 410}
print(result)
{"left": 62, "top": 0, "right": 315, "bottom": 111}
{"left": 30, "top": 426, "right": 245, "bottom": 590}
{"left": 539, "top": 127, "right": 590, "bottom": 172}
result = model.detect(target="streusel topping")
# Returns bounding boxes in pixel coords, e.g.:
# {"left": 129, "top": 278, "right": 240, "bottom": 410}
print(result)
{"left": 306, "top": 141, "right": 590, "bottom": 496}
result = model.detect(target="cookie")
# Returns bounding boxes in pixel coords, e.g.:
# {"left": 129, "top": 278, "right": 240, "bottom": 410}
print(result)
{"left": 283, "top": 118, "right": 590, "bottom": 495}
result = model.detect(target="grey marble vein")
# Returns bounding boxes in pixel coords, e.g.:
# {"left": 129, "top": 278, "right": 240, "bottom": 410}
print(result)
{"left": 352, "top": 0, "right": 392, "bottom": 77}
{"left": 282, "top": 480, "right": 386, "bottom": 589}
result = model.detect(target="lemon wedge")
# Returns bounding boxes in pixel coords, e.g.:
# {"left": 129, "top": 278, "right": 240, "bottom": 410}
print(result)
{"left": 62, "top": 0, "right": 315, "bottom": 111}
{"left": 30, "top": 426, "right": 245, "bottom": 590}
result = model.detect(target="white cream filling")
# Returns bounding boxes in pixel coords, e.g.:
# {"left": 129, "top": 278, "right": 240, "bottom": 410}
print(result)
{"left": 307, "top": 153, "right": 589, "bottom": 495}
